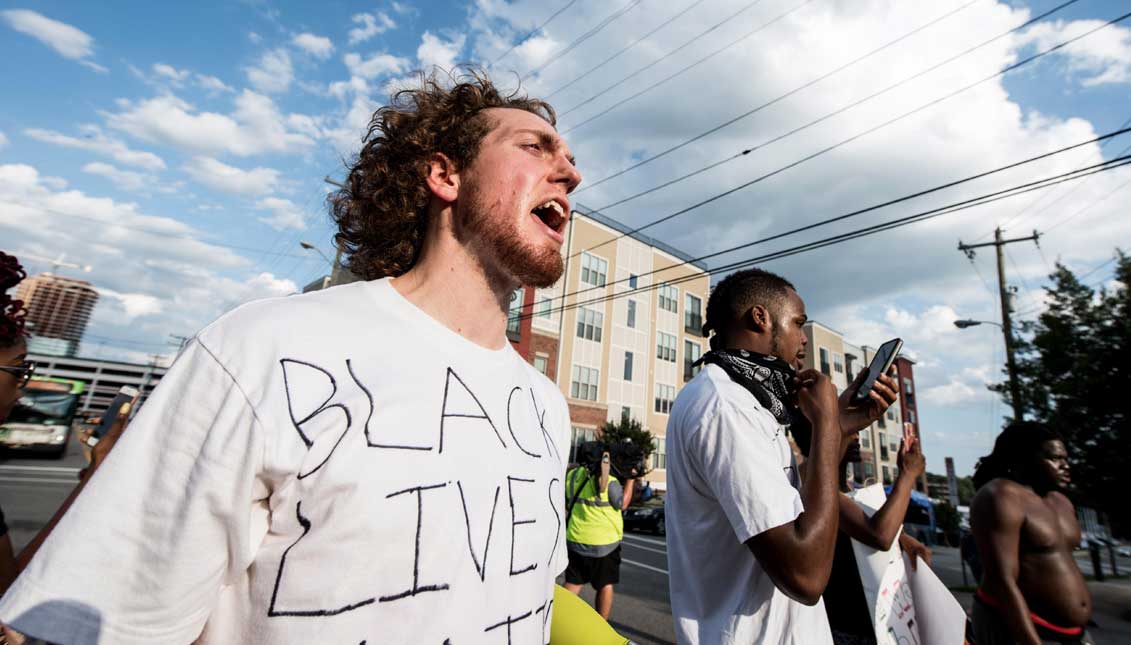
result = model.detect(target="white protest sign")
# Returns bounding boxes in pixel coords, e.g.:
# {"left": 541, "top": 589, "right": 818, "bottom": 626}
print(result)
{"left": 848, "top": 484, "right": 919, "bottom": 645}
{"left": 904, "top": 552, "right": 967, "bottom": 645}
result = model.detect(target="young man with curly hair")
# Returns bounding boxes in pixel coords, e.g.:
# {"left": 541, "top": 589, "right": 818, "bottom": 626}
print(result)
{"left": 0, "top": 70, "right": 584, "bottom": 644}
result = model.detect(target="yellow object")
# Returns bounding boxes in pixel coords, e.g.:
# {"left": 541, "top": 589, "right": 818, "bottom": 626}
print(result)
{"left": 564, "top": 467, "right": 623, "bottom": 546}
{"left": 549, "top": 585, "right": 630, "bottom": 645}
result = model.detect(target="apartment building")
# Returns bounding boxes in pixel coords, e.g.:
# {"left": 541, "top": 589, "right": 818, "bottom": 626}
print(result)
{"left": 508, "top": 207, "right": 709, "bottom": 491}
{"left": 802, "top": 322, "right": 922, "bottom": 491}
{"left": 15, "top": 272, "right": 100, "bottom": 357}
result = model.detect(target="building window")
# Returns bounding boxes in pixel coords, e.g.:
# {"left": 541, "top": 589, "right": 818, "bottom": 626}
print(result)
{"left": 684, "top": 293, "right": 702, "bottom": 334}
{"left": 861, "top": 431, "right": 870, "bottom": 449}
{"left": 654, "top": 383, "right": 675, "bottom": 414}
{"left": 656, "top": 332, "right": 677, "bottom": 362}
{"left": 651, "top": 437, "right": 667, "bottom": 470}
{"left": 580, "top": 252, "right": 607, "bottom": 287}
{"left": 877, "top": 412, "right": 886, "bottom": 429}
{"left": 684, "top": 340, "right": 702, "bottom": 381}
{"left": 623, "top": 351, "right": 634, "bottom": 381}
{"left": 833, "top": 352, "right": 844, "bottom": 374}
{"left": 878, "top": 432, "right": 889, "bottom": 461}
{"left": 569, "top": 426, "right": 597, "bottom": 463}
{"left": 621, "top": 406, "right": 632, "bottom": 422}
{"left": 903, "top": 377, "right": 914, "bottom": 395}
{"left": 626, "top": 300, "right": 636, "bottom": 328}
{"left": 658, "top": 284, "right": 678, "bottom": 312}
{"left": 882, "top": 466, "right": 892, "bottom": 486}
{"left": 846, "top": 355, "right": 857, "bottom": 382}
{"left": 864, "top": 462, "right": 874, "bottom": 479}
{"left": 537, "top": 297, "right": 553, "bottom": 318}
{"left": 576, "top": 307, "right": 603, "bottom": 342}
{"left": 506, "top": 288, "right": 524, "bottom": 337}
{"left": 628, "top": 274, "right": 638, "bottom": 289}
{"left": 819, "top": 347, "right": 831, "bottom": 375}
{"left": 909, "top": 410, "right": 916, "bottom": 425}
{"left": 886, "top": 409, "right": 895, "bottom": 421}
{"left": 533, "top": 355, "right": 548, "bottom": 375}
{"left": 570, "top": 365, "right": 599, "bottom": 401}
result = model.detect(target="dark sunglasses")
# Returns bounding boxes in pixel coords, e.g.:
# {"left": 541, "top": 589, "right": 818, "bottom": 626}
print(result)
{"left": 0, "top": 360, "right": 36, "bottom": 387}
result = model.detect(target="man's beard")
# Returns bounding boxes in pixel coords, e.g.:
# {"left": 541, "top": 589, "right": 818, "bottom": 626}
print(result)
{"left": 455, "top": 188, "right": 564, "bottom": 288}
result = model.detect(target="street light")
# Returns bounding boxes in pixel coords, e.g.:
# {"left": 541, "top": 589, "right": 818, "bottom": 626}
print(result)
{"left": 954, "top": 316, "right": 1022, "bottom": 420}
{"left": 299, "top": 241, "right": 334, "bottom": 267}
{"left": 953, "top": 319, "right": 1002, "bottom": 329}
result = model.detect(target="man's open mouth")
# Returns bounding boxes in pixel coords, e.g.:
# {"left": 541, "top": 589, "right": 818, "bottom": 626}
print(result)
{"left": 532, "top": 199, "right": 567, "bottom": 235}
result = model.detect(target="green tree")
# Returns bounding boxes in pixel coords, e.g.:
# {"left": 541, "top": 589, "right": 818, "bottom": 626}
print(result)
{"left": 990, "top": 251, "right": 1130, "bottom": 536}
{"left": 598, "top": 415, "right": 656, "bottom": 477}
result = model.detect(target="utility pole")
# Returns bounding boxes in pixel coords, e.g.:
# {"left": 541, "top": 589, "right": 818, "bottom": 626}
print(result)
{"left": 957, "top": 228, "right": 1039, "bottom": 421}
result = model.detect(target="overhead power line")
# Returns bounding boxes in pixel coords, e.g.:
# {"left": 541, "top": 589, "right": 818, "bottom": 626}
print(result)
{"left": 526, "top": 155, "right": 1131, "bottom": 321}
{"left": 561, "top": 0, "right": 815, "bottom": 132}
{"left": 570, "top": 9, "right": 1129, "bottom": 259}
{"left": 488, "top": 0, "right": 580, "bottom": 68}
{"left": 1043, "top": 150, "right": 1131, "bottom": 233}
{"left": 521, "top": 0, "right": 647, "bottom": 81}
{"left": 561, "top": 126, "right": 1131, "bottom": 303}
{"left": 544, "top": 0, "right": 708, "bottom": 99}
{"left": 571, "top": 0, "right": 987, "bottom": 195}
{"left": 554, "top": 0, "right": 771, "bottom": 116}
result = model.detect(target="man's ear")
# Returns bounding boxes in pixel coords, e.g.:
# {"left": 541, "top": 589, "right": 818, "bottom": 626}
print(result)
{"left": 425, "top": 152, "right": 459, "bottom": 204}
{"left": 746, "top": 304, "right": 772, "bottom": 333}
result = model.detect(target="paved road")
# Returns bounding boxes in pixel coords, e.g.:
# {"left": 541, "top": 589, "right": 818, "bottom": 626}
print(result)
{"left": 4, "top": 446, "right": 1127, "bottom": 644}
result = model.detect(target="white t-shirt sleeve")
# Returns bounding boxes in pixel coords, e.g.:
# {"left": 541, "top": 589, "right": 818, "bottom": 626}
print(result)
{"left": 685, "top": 400, "right": 804, "bottom": 544}
{"left": 0, "top": 339, "right": 269, "bottom": 645}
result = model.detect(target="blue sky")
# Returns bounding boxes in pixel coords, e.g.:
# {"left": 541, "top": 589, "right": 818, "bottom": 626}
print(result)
{"left": 2, "top": 0, "right": 1129, "bottom": 477}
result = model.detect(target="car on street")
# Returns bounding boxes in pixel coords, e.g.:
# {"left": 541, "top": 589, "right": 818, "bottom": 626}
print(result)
{"left": 624, "top": 499, "right": 665, "bottom": 535}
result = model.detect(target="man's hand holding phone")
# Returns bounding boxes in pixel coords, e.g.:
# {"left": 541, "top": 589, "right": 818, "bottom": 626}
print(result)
{"left": 77, "top": 386, "right": 138, "bottom": 480}
{"left": 839, "top": 367, "right": 899, "bottom": 434}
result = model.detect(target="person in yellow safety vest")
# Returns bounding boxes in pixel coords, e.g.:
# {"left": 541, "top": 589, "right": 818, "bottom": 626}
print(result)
{"left": 562, "top": 451, "right": 636, "bottom": 620}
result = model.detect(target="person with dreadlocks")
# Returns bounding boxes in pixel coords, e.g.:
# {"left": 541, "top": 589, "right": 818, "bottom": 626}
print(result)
{"left": 970, "top": 422, "right": 1093, "bottom": 645}
{"left": 0, "top": 70, "right": 640, "bottom": 645}
{"left": 664, "top": 268, "right": 898, "bottom": 644}
{"left": 0, "top": 251, "right": 32, "bottom": 596}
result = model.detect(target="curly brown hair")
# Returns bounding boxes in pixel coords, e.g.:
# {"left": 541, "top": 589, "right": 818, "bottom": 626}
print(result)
{"left": 329, "top": 68, "right": 557, "bottom": 280}
{"left": 0, "top": 251, "right": 29, "bottom": 349}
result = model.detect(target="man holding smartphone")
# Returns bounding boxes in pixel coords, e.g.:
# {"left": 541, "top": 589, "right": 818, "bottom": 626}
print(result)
{"left": 665, "top": 268, "right": 898, "bottom": 644}
{"left": 0, "top": 70, "right": 583, "bottom": 644}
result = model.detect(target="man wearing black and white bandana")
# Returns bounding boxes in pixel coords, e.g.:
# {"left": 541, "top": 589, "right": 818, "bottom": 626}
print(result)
{"left": 664, "top": 268, "right": 899, "bottom": 645}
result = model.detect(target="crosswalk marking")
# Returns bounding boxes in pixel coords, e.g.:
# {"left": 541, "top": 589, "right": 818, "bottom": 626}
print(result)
{"left": 623, "top": 533, "right": 667, "bottom": 548}
{"left": 622, "top": 557, "right": 668, "bottom": 576}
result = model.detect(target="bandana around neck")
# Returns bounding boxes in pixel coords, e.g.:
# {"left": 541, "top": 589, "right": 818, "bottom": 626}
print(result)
{"left": 694, "top": 349, "right": 814, "bottom": 450}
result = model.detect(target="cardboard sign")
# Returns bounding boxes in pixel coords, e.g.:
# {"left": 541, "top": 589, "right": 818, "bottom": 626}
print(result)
{"left": 847, "top": 484, "right": 966, "bottom": 645}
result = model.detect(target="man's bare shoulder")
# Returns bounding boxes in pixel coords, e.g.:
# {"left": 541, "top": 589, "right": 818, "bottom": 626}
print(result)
{"left": 972, "top": 479, "right": 1033, "bottom": 517}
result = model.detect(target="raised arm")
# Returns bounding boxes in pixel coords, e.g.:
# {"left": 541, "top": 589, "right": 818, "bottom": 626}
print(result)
{"left": 745, "top": 370, "right": 843, "bottom": 605}
{"left": 839, "top": 424, "right": 925, "bottom": 551}
{"left": 971, "top": 483, "right": 1042, "bottom": 645}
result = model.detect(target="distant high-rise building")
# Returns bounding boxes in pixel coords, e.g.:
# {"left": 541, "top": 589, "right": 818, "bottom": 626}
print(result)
{"left": 15, "top": 273, "right": 99, "bottom": 357}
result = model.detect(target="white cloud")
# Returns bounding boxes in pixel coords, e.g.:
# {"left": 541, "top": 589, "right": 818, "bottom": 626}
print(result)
{"left": 248, "top": 31, "right": 262, "bottom": 44}
{"left": 343, "top": 52, "right": 410, "bottom": 79}
{"left": 417, "top": 31, "right": 465, "bottom": 71}
{"left": 1, "top": 9, "right": 106, "bottom": 72}
{"left": 245, "top": 48, "right": 293, "bottom": 94}
{"left": 182, "top": 156, "right": 280, "bottom": 195}
{"left": 195, "top": 73, "right": 233, "bottom": 93}
{"left": 0, "top": 131, "right": 7, "bottom": 149}
{"left": 1019, "top": 19, "right": 1131, "bottom": 86}
{"left": 152, "top": 62, "right": 190, "bottom": 82}
{"left": 99, "top": 288, "right": 164, "bottom": 320}
{"left": 348, "top": 11, "right": 396, "bottom": 45}
{"left": 292, "top": 32, "right": 334, "bottom": 59}
{"left": 82, "top": 162, "right": 149, "bottom": 192}
{"left": 103, "top": 90, "right": 314, "bottom": 157}
{"left": 24, "top": 126, "right": 166, "bottom": 170}
{"left": 255, "top": 197, "right": 307, "bottom": 230}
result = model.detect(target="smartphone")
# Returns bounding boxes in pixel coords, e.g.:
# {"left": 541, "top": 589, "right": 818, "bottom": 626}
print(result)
{"left": 94, "top": 386, "right": 139, "bottom": 438}
{"left": 851, "top": 338, "right": 903, "bottom": 405}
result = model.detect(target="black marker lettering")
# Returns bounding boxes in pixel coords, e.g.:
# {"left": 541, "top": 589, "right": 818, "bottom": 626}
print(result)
{"left": 279, "top": 359, "right": 353, "bottom": 479}
{"left": 536, "top": 597, "right": 554, "bottom": 645}
{"left": 506, "top": 387, "right": 541, "bottom": 458}
{"left": 484, "top": 609, "right": 534, "bottom": 645}
{"left": 380, "top": 483, "right": 451, "bottom": 602}
{"left": 347, "top": 359, "right": 432, "bottom": 451}
{"left": 546, "top": 478, "right": 561, "bottom": 567}
{"left": 439, "top": 367, "right": 506, "bottom": 453}
{"left": 528, "top": 390, "right": 560, "bottom": 460}
{"left": 458, "top": 480, "right": 500, "bottom": 582}
{"left": 507, "top": 476, "right": 537, "bottom": 576}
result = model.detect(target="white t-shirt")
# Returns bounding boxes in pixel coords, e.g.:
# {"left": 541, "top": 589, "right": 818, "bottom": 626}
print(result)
{"left": 0, "top": 279, "right": 571, "bottom": 645}
{"left": 664, "top": 364, "right": 833, "bottom": 645}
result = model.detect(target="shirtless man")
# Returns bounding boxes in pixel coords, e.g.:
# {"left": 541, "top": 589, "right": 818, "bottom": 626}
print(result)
{"left": 971, "top": 421, "right": 1092, "bottom": 645}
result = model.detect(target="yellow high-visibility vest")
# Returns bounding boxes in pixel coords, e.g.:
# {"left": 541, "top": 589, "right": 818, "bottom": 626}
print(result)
{"left": 564, "top": 466, "right": 623, "bottom": 546}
